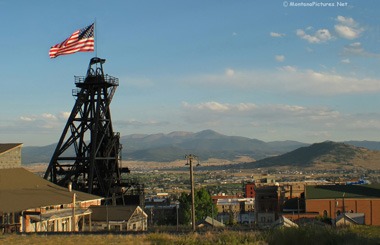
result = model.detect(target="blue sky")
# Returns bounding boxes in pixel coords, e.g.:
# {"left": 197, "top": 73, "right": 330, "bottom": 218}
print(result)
{"left": 1, "top": 0, "right": 380, "bottom": 146}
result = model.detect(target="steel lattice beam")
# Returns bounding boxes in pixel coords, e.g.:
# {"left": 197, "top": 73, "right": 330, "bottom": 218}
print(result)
{"left": 44, "top": 57, "right": 140, "bottom": 203}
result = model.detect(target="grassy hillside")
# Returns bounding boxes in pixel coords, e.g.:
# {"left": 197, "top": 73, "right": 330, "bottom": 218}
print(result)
{"left": 243, "top": 141, "right": 380, "bottom": 170}
{"left": 1, "top": 226, "right": 379, "bottom": 245}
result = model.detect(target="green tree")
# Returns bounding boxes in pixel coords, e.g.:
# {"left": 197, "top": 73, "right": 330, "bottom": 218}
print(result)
{"left": 178, "top": 188, "right": 217, "bottom": 224}
{"left": 178, "top": 192, "right": 191, "bottom": 225}
{"left": 195, "top": 187, "right": 217, "bottom": 221}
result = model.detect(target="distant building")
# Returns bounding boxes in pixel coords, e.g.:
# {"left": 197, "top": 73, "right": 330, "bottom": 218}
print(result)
{"left": 281, "top": 183, "right": 305, "bottom": 199}
{"left": 335, "top": 213, "right": 365, "bottom": 226}
{"left": 197, "top": 216, "right": 225, "bottom": 228}
{"left": 245, "top": 182, "right": 256, "bottom": 198}
{"left": 256, "top": 176, "right": 276, "bottom": 184}
{"left": 271, "top": 216, "right": 298, "bottom": 228}
{"left": 212, "top": 194, "right": 254, "bottom": 224}
{"left": 90, "top": 205, "right": 148, "bottom": 231}
{"left": 144, "top": 193, "right": 176, "bottom": 225}
{"left": 254, "top": 185, "right": 279, "bottom": 228}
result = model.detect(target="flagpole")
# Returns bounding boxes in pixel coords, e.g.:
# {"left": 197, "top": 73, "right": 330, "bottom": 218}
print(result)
{"left": 94, "top": 18, "right": 98, "bottom": 57}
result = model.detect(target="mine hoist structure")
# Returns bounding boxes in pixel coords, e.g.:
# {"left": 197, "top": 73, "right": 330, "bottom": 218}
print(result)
{"left": 44, "top": 57, "right": 143, "bottom": 205}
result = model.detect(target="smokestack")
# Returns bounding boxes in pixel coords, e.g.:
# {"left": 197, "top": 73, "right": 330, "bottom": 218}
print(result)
{"left": 68, "top": 181, "right": 72, "bottom": 192}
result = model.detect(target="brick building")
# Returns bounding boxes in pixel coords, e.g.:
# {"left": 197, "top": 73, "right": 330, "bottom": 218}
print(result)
{"left": 245, "top": 182, "right": 256, "bottom": 198}
{"left": 305, "top": 184, "right": 380, "bottom": 225}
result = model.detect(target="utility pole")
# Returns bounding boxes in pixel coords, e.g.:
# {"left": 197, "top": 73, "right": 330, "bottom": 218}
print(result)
{"left": 185, "top": 154, "right": 199, "bottom": 232}
{"left": 297, "top": 197, "right": 300, "bottom": 221}
{"left": 343, "top": 192, "right": 346, "bottom": 226}
{"left": 72, "top": 193, "right": 76, "bottom": 232}
{"left": 175, "top": 201, "right": 179, "bottom": 231}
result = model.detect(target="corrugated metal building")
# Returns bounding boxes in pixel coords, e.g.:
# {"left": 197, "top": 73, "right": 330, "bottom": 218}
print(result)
{"left": 0, "top": 144, "right": 102, "bottom": 233}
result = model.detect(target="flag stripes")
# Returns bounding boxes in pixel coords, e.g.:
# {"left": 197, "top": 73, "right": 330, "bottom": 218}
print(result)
{"left": 49, "top": 23, "right": 94, "bottom": 58}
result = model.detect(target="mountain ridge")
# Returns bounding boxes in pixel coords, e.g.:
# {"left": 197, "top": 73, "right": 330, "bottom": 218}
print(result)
{"left": 21, "top": 129, "right": 380, "bottom": 165}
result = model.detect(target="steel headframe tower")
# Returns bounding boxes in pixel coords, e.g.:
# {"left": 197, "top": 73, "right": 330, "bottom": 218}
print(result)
{"left": 44, "top": 57, "right": 132, "bottom": 202}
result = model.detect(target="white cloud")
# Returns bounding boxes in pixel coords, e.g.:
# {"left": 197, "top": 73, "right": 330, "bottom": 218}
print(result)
{"left": 225, "top": 68, "right": 235, "bottom": 77}
{"left": 275, "top": 55, "right": 285, "bottom": 62}
{"left": 58, "top": 112, "right": 70, "bottom": 119}
{"left": 42, "top": 113, "right": 57, "bottom": 120}
{"left": 336, "top": 16, "right": 356, "bottom": 26}
{"left": 278, "top": 66, "right": 297, "bottom": 72}
{"left": 348, "top": 119, "right": 380, "bottom": 130}
{"left": 335, "top": 25, "right": 361, "bottom": 39}
{"left": 183, "top": 101, "right": 231, "bottom": 112}
{"left": 296, "top": 28, "right": 333, "bottom": 43}
{"left": 182, "top": 101, "right": 338, "bottom": 120}
{"left": 182, "top": 67, "right": 380, "bottom": 96}
{"left": 20, "top": 116, "right": 35, "bottom": 122}
{"left": 181, "top": 101, "right": 342, "bottom": 135}
{"left": 341, "top": 58, "right": 350, "bottom": 64}
{"left": 19, "top": 112, "right": 67, "bottom": 129}
{"left": 180, "top": 101, "right": 380, "bottom": 142}
{"left": 270, "top": 32, "right": 285, "bottom": 38}
{"left": 342, "top": 42, "right": 380, "bottom": 58}
{"left": 334, "top": 15, "right": 363, "bottom": 39}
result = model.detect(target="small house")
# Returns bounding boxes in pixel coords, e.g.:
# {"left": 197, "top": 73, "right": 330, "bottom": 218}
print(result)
{"left": 197, "top": 216, "right": 225, "bottom": 228}
{"left": 90, "top": 205, "right": 148, "bottom": 231}
{"left": 336, "top": 213, "right": 365, "bottom": 226}
{"left": 271, "top": 216, "right": 298, "bottom": 228}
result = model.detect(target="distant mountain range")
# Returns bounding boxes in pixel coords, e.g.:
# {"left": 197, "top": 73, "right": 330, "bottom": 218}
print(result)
{"left": 21, "top": 129, "right": 380, "bottom": 166}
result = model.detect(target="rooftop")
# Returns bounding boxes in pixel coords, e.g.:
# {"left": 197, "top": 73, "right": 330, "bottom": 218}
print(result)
{"left": 0, "top": 168, "right": 102, "bottom": 213}
{"left": 306, "top": 184, "right": 380, "bottom": 199}
{"left": 90, "top": 205, "right": 146, "bottom": 222}
{"left": 0, "top": 143, "right": 22, "bottom": 155}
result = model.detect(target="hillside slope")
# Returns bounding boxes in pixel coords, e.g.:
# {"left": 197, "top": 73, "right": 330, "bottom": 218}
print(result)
{"left": 242, "top": 141, "right": 380, "bottom": 170}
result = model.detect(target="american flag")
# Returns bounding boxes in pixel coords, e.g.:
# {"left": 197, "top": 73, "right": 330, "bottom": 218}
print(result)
{"left": 49, "top": 23, "right": 95, "bottom": 58}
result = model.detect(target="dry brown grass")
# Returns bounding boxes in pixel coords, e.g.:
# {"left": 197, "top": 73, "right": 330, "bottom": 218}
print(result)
{"left": 353, "top": 149, "right": 380, "bottom": 170}
{"left": 1, "top": 226, "right": 379, "bottom": 245}
{"left": 0, "top": 231, "right": 265, "bottom": 245}
{"left": 0, "top": 233, "right": 150, "bottom": 245}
